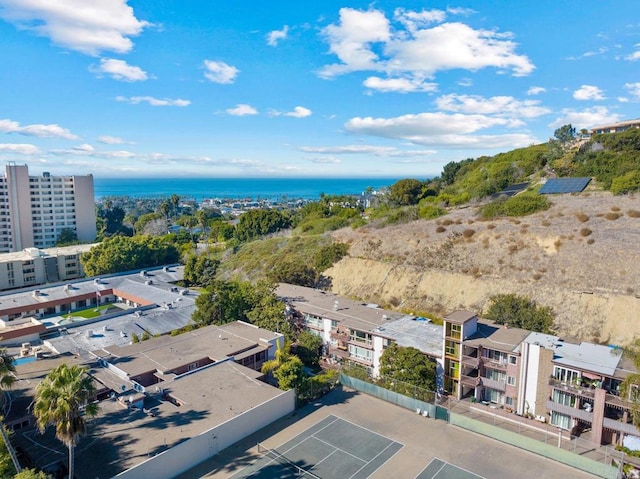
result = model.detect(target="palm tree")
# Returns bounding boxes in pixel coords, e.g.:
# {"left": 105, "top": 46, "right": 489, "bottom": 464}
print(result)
{"left": 0, "top": 347, "right": 18, "bottom": 473}
{"left": 33, "top": 364, "right": 98, "bottom": 479}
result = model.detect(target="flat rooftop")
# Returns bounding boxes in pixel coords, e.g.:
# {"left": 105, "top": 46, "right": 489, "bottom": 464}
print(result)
{"left": 525, "top": 332, "right": 622, "bottom": 376}
{"left": 0, "top": 243, "right": 96, "bottom": 262}
{"left": 373, "top": 316, "right": 443, "bottom": 358}
{"left": 92, "top": 322, "right": 280, "bottom": 378}
{"left": 464, "top": 321, "right": 531, "bottom": 353}
{"left": 276, "top": 283, "right": 408, "bottom": 333}
{"left": 12, "top": 359, "right": 287, "bottom": 479}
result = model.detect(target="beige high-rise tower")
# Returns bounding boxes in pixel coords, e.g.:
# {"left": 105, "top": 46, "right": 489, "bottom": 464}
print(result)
{"left": 0, "top": 163, "right": 96, "bottom": 253}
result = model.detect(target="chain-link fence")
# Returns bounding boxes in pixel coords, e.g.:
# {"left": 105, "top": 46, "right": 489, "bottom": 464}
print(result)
{"left": 340, "top": 372, "right": 624, "bottom": 478}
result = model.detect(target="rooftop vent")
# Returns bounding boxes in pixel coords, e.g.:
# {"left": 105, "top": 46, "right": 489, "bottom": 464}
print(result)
{"left": 145, "top": 280, "right": 153, "bottom": 285}
{"left": 140, "top": 270, "right": 147, "bottom": 277}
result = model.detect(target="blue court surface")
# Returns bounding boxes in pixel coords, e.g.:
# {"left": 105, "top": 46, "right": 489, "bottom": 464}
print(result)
{"left": 416, "top": 458, "right": 485, "bottom": 479}
{"left": 231, "top": 414, "right": 403, "bottom": 479}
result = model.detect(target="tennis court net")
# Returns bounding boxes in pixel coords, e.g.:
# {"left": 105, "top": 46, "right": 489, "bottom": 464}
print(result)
{"left": 256, "top": 442, "right": 321, "bottom": 478}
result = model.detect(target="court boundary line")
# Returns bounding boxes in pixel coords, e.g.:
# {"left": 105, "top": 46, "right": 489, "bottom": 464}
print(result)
{"left": 348, "top": 440, "right": 404, "bottom": 479}
{"left": 418, "top": 457, "right": 486, "bottom": 479}
{"left": 271, "top": 414, "right": 403, "bottom": 479}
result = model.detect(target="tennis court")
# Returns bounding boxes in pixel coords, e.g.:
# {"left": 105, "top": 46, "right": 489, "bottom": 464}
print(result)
{"left": 231, "top": 414, "right": 403, "bottom": 479}
{"left": 416, "top": 458, "right": 485, "bottom": 479}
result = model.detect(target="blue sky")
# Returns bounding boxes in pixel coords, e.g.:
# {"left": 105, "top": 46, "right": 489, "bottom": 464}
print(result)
{"left": 0, "top": 1, "right": 639, "bottom": 178}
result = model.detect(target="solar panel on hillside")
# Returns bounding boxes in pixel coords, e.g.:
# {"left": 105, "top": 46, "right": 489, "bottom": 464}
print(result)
{"left": 489, "top": 182, "right": 529, "bottom": 199}
{"left": 539, "top": 177, "right": 591, "bottom": 194}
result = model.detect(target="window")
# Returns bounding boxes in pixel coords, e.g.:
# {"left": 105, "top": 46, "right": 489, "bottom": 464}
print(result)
{"left": 505, "top": 397, "right": 514, "bottom": 407}
{"left": 550, "top": 411, "right": 571, "bottom": 430}
{"left": 553, "top": 366, "right": 580, "bottom": 385}
{"left": 348, "top": 345, "right": 373, "bottom": 363}
{"left": 485, "top": 388, "right": 504, "bottom": 404}
{"left": 447, "top": 323, "right": 462, "bottom": 340}
{"left": 447, "top": 360, "right": 460, "bottom": 380}
{"left": 509, "top": 355, "right": 517, "bottom": 365}
{"left": 507, "top": 376, "right": 516, "bottom": 386}
{"left": 445, "top": 340, "right": 459, "bottom": 357}
{"left": 485, "top": 368, "right": 506, "bottom": 382}
{"left": 304, "top": 314, "right": 323, "bottom": 329}
{"left": 483, "top": 349, "right": 508, "bottom": 365}
{"left": 552, "top": 389, "right": 574, "bottom": 407}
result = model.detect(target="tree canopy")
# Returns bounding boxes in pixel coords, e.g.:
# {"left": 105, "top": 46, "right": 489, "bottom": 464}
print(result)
{"left": 388, "top": 179, "right": 427, "bottom": 206}
{"left": 379, "top": 343, "right": 437, "bottom": 395}
{"left": 261, "top": 342, "right": 305, "bottom": 391}
{"left": 295, "top": 331, "right": 323, "bottom": 369}
{"left": 484, "top": 294, "right": 554, "bottom": 333}
{"left": 235, "top": 209, "right": 291, "bottom": 242}
{"left": 81, "top": 235, "right": 180, "bottom": 276}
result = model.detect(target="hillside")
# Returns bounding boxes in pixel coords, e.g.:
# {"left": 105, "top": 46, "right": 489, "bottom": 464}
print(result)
{"left": 326, "top": 191, "right": 640, "bottom": 346}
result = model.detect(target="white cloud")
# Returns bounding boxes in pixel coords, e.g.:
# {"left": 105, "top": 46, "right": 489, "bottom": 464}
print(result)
{"left": 226, "top": 104, "right": 258, "bottom": 116}
{"left": 363, "top": 76, "right": 437, "bottom": 93}
{"left": 0, "top": 118, "right": 78, "bottom": 139}
{"left": 97, "top": 135, "right": 125, "bottom": 144}
{"left": 624, "top": 82, "right": 640, "bottom": 99}
{"left": 435, "top": 94, "right": 550, "bottom": 118}
{"left": 92, "top": 58, "right": 147, "bottom": 81}
{"left": 0, "top": 143, "right": 41, "bottom": 155}
{"left": 618, "top": 97, "right": 630, "bottom": 103}
{"left": 306, "top": 156, "right": 341, "bottom": 164}
{"left": 394, "top": 8, "right": 446, "bottom": 31}
{"left": 625, "top": 44, "right": 640, "bottom": 61}
{"left": 284, "top": 106, "right": 312, "bottom": 118}
{"left": 457, "top": 78, "right": 473, "bottom": 87}
{"left": 299, "top": 145, "right": 436, "bottom": 157}
{"left": 549, "top": 107, "right": 620, "bottom": 130}
{"left": 319, "top": 8, "right": 534, "bottom": 80}
{"left": 73, "top": 143, "right": 94, "bottom": 152}
{"left": 319, "top": 8, "right": 391, "bottom": 78}
{"left": 203, "top": 60, "right": 239, "bottom": 84}
{"left": 573, "top": 85, "right": 605, "bottom": 100}
{"left": 266, "top": 25, "right": 289, "bottom": 46}
{"left": 527, "top": 86, "right": 546, "bottom": 95}
{"left": 116, "top": 96, "right": 190, "bottom": 106}
{"left": 0, "top": 0, "right": 149, "bottom": 55}
{"left": 344, "top": 112, "right": 536, "bottom": 148}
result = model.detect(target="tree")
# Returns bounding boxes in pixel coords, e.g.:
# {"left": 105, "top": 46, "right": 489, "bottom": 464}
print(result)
{"left": 267, "top": 260, "right": 317, "bottom": 287}
{"left": 55, "top": 228, "right": 79, "bottom": 247}
{"left": 295, "top": 331, "right": 323, "bottom": 369}
{"left": 235, "top": 209, "right": 291, "bottom": 242}
{"left": 261, "top": 343, "right": 305, "bottom": 391}
{"left": 169, "top": 194, "right": 180, "bottom": 216}
{"left": 159, "top": 201, "right": 171, "bottom": 222}
{"left": 621, "top": 341, "right": 640, "bottom": 428}
{"left": 554, "top": 124, "right": 576, "bottom": 144}
{"left": 192, "top": 280, "right": 255, "bottom": 326}
{"left": 245, "top": 283, "right": 295, "bottom": 341}
{"left": 484, "top": 294, "right": 554, "bottom": 333}
{"left": 313, "top": 243, "right": 349, "bottom": 271}
{"left": 14, "top": 469, "right": 52, "bottom": 479}
{"left": 81, "top": 235, "right": 180, "bottom": 276}
{"left": 33, "top": 364, "right": 98, "bottom": 479}
{"left": 379, "top": 343, "right": 436, "bottom": 397}
{"left": 183, "top": 253, "right": 219, "bottom": 287}
{"left": 388, "top": 179, "right": 426, "bottom": 206}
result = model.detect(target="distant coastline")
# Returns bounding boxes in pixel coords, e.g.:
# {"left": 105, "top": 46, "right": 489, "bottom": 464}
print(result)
{"left": 94, "top": 177, "right": 409, "bottom": 200}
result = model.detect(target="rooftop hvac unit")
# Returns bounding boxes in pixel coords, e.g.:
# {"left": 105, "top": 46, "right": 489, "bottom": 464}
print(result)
{"left": 179, "top": 289, "right": 188, "bottom": 296}
{"left": 145, "top": 280, "right": 153, "bottom": 285}
{"left": 32, "top": 290, "right": 41, "bottom": 297}
{"left": 140, "top": 270, "right": 146, "bottom": 277}
{"left": 86, "top": 330, "right": 93, "bottom": 338}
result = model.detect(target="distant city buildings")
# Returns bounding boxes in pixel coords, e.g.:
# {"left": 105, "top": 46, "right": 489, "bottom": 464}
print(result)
{"left": 0, "top": 163, "right": 96, "bottom": 253}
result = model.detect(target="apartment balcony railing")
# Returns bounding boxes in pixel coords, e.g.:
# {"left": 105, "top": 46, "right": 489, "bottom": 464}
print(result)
{"left": 602, "top": 417, "right": 639, "bottom": 435}
{"left": 484, "top": 357, "right": 509, "bottom": 368}
{"left": 460, "top": 375, "right": 480, "bottom": 388}
{"left": 480, "top": 377, "right": 506, "bottom": 392}
{"left": 461, "top": 354, "right": 480, "bottom": 368}
{"left": 546, "top": 400, "right": 594, "bottom": 422}
{"left": 349, "top": 337, "right": 373, "bottom": 348}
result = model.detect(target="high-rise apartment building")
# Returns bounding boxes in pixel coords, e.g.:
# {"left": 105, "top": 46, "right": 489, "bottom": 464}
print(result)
{"left": 0, "top": 163, "right": 96, "bottom": 253}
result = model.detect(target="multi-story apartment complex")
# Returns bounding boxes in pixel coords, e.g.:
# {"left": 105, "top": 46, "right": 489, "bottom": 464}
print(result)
{"left": 0, "top": 244, "right": 94, "bottom": 291}
{"left": 590, "top": 119, "right": 640, "bottom": 135}
{"left": 0, "top": 163, "right": 96, "bottom": 253}
{"left": 276, "top": 283, "right": 443, "bottom": 378}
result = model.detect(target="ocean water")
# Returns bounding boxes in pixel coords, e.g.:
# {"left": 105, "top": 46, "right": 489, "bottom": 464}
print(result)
{"left": 94, "top": 177, "right": 405, "bottom": 200}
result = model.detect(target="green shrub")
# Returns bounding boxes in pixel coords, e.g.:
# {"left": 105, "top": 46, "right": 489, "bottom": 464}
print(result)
{"left": 418, "top": 202, "right": 445, "bottom": 219}
{"left": 313, "top": 243, "right": 349, "bottom": 271}
{"left": 611, "top": 170, "right": 640, "bottom": 195}
{"left": 481, "top": 193, "right": 550, "bottom": 219}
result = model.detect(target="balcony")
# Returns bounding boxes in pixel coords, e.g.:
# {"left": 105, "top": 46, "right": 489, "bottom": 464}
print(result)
{"left": 546, "top": 400, "right": 594, "bottom": 422}
{"left": 602, "top": 417, "right": 639, "bottom": 435}
{"left": 461, "top": 354, "right": 480, "bottom": 368}
{"left": 460, "top": 375, "right": 480, "bottom": 388}
{"left": 548, "top": 377, "right": 596, "bottom": 400}
{"left": 483, "top": 358, "right": 508, "bottom": 370}
{"left": 480, "top": 377, "right": 506, "bottom": 392}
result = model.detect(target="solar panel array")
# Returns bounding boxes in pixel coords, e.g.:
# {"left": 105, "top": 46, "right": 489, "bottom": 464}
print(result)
{"left": 539, "top": 177, "right": 591, "bottom": 195}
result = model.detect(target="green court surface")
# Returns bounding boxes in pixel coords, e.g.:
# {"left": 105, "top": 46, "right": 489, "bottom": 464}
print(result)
{"left": 231, "top": 414, "right": 403, "bottom": 479}
{"left": 416, "top": 458, "right": 485, "bottom": 479}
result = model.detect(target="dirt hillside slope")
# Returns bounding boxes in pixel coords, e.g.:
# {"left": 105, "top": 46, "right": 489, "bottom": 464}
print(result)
{"left": 327, "top": 192, "right": 640, "bottom": 346}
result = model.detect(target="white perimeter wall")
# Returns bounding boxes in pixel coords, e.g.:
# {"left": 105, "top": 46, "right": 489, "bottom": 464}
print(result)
{"left": 114, "top": 388, "right": 296, "bottom": 479}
